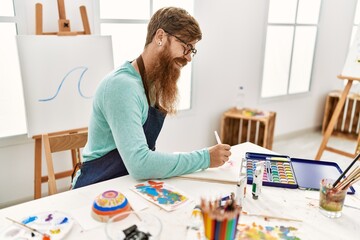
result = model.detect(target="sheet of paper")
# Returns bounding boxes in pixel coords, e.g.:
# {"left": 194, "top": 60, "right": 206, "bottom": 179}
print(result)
{"left": 179, "top": 143, "right": 274, "bottom": 184}
{"left": 130, "top": 180, "right": 191, "bottom": 211}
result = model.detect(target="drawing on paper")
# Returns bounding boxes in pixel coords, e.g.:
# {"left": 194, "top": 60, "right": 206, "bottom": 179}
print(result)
{"left": 237, "top": 222, "right": 301, "bottom": 240}
{"left": 130, "top": 180, "right": 190, "bottom": 211}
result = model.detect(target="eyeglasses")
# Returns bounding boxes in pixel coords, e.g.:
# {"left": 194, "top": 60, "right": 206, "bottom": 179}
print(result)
{"left": 164, "top": 30, "right": 197, "bottom": 57}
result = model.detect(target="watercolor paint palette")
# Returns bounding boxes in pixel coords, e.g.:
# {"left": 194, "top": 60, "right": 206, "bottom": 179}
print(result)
{"left": 245, "top": 152, "right": 356, "bottom": 194}
{"left": 130, "top": 180, "right": 190, "bottom": 211}
{"left": 246, "top": 152, "right": 298, "bottom": 189}
{"left": 0, "top": 211, "right": 74, "bottom": 240}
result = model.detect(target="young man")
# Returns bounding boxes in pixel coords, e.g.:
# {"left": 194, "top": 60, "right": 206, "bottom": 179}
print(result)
{"left": 72, "top": 7, "right": 231, "bottom": 189}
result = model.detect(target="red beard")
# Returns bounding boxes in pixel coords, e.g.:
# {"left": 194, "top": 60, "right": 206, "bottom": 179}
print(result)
{"left": 146, "top": 45, "right": 187, "bottom": 114}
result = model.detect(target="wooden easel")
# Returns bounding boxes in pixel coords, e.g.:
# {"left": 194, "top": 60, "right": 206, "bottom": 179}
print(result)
{"left": 33, "top": 127, "right": 87, "bottom": 199}
{"left": 315, "top": 75, "right": 360, "bottom": 160}
{"left": 35, "top": 0, "right": 91, "bottom": 36}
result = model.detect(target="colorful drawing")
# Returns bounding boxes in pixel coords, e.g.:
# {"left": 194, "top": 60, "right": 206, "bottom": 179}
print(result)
{"left": 131, "top": 180, "right": 190, "bottom": 211}
{"left": 0, "top": 211, "right": 74, "bottom": 240}
{"left": 237, "top": 222, "right": 300, "bottom": 240}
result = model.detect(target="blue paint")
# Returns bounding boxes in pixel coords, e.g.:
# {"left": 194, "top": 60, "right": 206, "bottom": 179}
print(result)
{"left": 265, "top": 226, "right": 274, "bottom": 231}
{"left": 59, "top": 217, "right": 68, "bottom": 224}
{"left": 137, "top": 186, "right": 159, "bottom": 197}
{"left": 21, "top": 216, "right": 38, "bottom": 224}
{"left": 38, "top": 66, "right": 92, "bottom": 102}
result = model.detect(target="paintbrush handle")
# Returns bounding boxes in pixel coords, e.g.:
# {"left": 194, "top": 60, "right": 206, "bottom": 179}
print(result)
{"left": 243, "top": 213, "right": 302, "bottom": 222}
{"left": 333, "top": 153, "right": 360, "bottom": 187}
{"left": 5, "top": 217, "right": 49, "bottom": 238}
{"left": 263, "top": 215, "right": 303, "bottom": 222}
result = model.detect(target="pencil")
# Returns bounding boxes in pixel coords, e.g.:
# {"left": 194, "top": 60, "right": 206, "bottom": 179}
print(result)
{"left": 333, "top": 152, "right": 360, "bottom": 187}
{"left": 214, "top": 131, "right": 221, "bottom": 144}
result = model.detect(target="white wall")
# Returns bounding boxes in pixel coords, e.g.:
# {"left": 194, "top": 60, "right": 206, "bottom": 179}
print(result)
{"left": 0, "top": 0, "right": 357, "bottom": 207}
{"left": 157, "top": 0, "right": 357, "bottom": 152}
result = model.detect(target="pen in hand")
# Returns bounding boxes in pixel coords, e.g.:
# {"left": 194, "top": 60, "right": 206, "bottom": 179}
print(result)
{"left": 214, "top": 131, "right": 221, "bottom": 144}
{"left": 214, "top": 130, "right": 232, "bottom": 166}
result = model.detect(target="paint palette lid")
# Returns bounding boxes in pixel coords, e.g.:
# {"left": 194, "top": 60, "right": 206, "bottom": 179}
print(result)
{"left": 0, "top": 211, "right": 74, "bottom": 240}
{"left": 290, "top": 158, "right": 356, "bottom": 194}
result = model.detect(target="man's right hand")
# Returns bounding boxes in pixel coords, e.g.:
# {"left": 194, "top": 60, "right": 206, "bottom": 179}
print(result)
{"left": 208, "top": 144, "right": 232, "bottom": 168}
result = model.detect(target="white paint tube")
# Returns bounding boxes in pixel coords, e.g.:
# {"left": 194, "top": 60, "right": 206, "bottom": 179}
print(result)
{"left": 252, "top": 161, "right": 265, "bottom": 200}
{"left": 236, "top": 175, "right": 247, "bottom": 207}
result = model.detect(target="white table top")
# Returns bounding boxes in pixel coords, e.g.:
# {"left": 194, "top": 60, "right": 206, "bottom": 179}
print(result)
{"left": 0, "top": 142, "right": 359, "bottom": 240}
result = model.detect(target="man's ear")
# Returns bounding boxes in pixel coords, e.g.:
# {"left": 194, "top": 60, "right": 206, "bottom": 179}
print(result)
{"left": 154, "top": 28, "right": 166, "bottom": 46}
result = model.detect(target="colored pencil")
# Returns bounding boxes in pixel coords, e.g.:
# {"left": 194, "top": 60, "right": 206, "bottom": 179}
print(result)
{"left": 201, "top": 197, "right": 241, "bottom": 240}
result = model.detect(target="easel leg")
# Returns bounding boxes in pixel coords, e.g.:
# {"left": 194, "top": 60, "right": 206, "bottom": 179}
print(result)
{"left": 34, "top": 138, "right": 42, "bottom": 199}
{"left": 315, "top": 80, "right": 353, "bottom": 160}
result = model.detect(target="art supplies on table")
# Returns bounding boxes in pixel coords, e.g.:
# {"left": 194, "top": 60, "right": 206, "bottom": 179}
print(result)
{"left": 0, "top": 211, "right": 74, "bottom": 240}
{"left": 130, "top": 180, "right": 190, "bottom": 211}
{"left": 105, "top": 211, "right": 162, "bottom": 240}
{"left": 332, "top": 152, "right": 360, "bottom": 189}
{"left": 245, "top": 152, "right": 356, "bottom": 194}
{"left": 236, "top": 176, "right": 247, "bottom": 207}
{"left": 237, "top": 222, "right": 301, "bottom": 240}
{"left": 200, "top": 196, "right": 241, "bottom": 240}
{"left": 91, "top": 190, "right": 131, "bottom": 222}
{"left": 178, "top": 143, "right": 275, "bottom": 184}
{"left": 251, "top": 161, "right": 265, "bottom": 199}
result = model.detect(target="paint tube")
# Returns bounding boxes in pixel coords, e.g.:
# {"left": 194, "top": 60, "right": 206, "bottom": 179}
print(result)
{"left": 186, "top": 205, "right": 202, "bottom": 231}
{"left": 252, "top": 161, "right": 265, "bottom": 200}
{"left": 236, "top": 175, "right": 247, "bottom": 207}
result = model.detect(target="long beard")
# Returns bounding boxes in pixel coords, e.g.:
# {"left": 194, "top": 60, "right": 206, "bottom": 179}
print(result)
{"left": 146, "top": 46, "right": 187, "bottom": 114}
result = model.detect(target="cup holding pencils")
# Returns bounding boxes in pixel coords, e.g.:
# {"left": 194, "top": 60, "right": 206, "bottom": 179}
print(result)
{"left": 200, "top": 196, "right": 241, "bottom": 240}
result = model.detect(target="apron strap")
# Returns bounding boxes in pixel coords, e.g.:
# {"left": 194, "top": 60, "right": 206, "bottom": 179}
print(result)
{"left": 136, "top": 55, "right": 151, "bottom": 105}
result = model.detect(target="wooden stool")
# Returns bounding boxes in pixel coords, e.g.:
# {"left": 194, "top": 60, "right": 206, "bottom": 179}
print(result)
{"left": 220, "top": 108, "right": 276, "bottom": 150}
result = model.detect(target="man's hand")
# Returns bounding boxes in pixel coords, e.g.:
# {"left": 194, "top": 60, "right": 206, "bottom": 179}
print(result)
{"left": 208, "top": 144, "right": 232, "bottom": 168}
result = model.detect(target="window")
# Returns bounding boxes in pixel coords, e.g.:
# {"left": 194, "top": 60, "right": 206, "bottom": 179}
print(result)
{"left": 98, "top": 0, "right": 195, "bottom": 110}
{"left": 261, "top": 0, "right": 321, "bottom": 98}
{"left": 0, "top": 1, "right": 195, "bottom": 139}
{"left": 0, "top": 0, "right": 27, "bottom": 138}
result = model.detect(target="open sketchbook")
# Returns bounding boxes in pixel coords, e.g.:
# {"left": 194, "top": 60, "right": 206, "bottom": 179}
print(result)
{"left": 178, "top": 142, "right": 274, "bottom": 184}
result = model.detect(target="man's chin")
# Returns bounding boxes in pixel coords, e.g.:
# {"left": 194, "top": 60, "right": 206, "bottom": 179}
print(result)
{"left": 175, "top": 62, "right": 183, "bottom": 69}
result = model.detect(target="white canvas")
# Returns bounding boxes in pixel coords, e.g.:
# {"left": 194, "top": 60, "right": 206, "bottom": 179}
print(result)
{"left": 342, "top": 23, "right": 360, "bottom": 78}
{"left": 16, "top": 35, "right": 113, "bottom": 137}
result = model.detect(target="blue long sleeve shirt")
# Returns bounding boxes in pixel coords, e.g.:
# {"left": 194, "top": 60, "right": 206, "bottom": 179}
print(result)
{"left": 77, "top": 61, "right": 210, "bottom": 181}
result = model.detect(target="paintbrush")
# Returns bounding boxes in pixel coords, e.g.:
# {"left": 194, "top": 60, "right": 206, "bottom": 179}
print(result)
{"left": 333, "top": 152, "right": 360, "bottom": 188}
{"left": 6, "top": 217, "right": 51, "bottom": 240}
{"left": 242, "top": 211, "right": 303, "bottom": 222}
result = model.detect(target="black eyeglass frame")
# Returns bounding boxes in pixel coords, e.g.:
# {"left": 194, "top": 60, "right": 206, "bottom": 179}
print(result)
{"left": 163, "top": 30, "right": 197, "bottom": 56}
